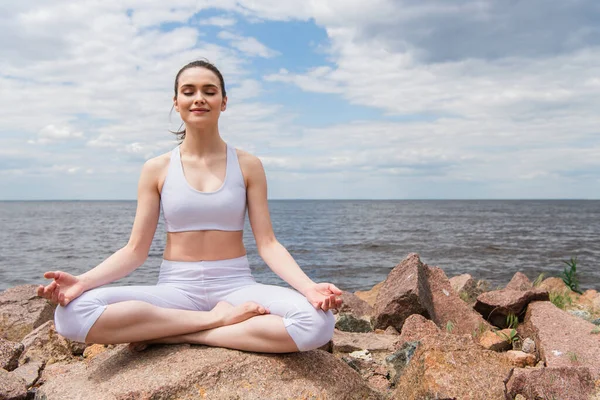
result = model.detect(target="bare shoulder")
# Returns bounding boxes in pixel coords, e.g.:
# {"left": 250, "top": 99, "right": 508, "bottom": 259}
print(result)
{"left": 140, "top": 151, "right": 172, "bottom": 191}
{"left": 236, "top": 148, "right": 265, "bottom": 182}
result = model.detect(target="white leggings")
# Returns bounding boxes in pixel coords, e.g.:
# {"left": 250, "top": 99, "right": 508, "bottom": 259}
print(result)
{"left": 54, "top": 255, "right": 335, "bottom": 351}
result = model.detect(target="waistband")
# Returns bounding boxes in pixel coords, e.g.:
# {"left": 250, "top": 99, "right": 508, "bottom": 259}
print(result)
{"left": 158, "top": 255, "right": 253, "bottom": 283}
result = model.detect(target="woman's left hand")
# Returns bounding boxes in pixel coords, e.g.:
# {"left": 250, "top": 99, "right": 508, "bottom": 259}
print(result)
{"left": 304, "top": 283, "right": 343, "bottom": 311}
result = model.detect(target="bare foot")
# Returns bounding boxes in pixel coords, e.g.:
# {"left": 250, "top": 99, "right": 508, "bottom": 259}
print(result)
{"left": 213, "top": 301, "right": 269, "bottom": 326}
{"left": 128, "top": 342, "right": 149, "bottom": 352}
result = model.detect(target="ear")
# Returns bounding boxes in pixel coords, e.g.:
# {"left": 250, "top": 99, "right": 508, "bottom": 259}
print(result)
{"left": 173, "top": 96, "right": 179, "bottom": 113}
{"left": 221, "top": 96, "right": 227, "bottom": 112}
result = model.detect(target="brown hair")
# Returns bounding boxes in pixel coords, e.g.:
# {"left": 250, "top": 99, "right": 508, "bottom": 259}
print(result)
{"left": 170, "top": 60, "right": 226, "bottom": 141}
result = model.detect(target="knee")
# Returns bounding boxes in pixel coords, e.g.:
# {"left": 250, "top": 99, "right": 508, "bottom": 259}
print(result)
{"left": 287, "top": 308, "right": 335, "bottom": 352}
{"left": 54, "top": 293, "right": 105, "bottom": 342}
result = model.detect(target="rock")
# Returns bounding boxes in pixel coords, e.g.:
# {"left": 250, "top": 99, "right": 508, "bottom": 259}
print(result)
{"left": 11, "top": 360, "right": 44, "bottom": 387}
{"left": 521, "top": 301, "right": 600, "bottom": 378}
{"left": 384, "top": 326, "right": 399, "bottom": 335}
{"left": 66, "top": 340, "right": 87, "bottom": 356}
{"left": 385, "top": 341, "right": 418, "bottom": 385}
{"left": 18, "top": 321, "right": 74, "bottom": 365}
{"left": 335, "top": 313, "right": 372, "bottom": 333}
{"left": 478, "top": 329, "right": 513, "bottom": 352}
{"left": 538, "top": 277, "right": 571, "bottom": 294}
{"left": 521, "top": 337, "right": 536, "bottom": 354}
{"left": 83, "top": 343, "right": 110, "bottom": 359}
{"left": 420, "top": 265, "right": 492, "bottom": 336}
{"left": 474, "top": 288, "right": 549, "bottom": 328}
{"left": 505, "top": 272, "right": 533, "bottom": 291}
{"left": 568, "top": 309, "right": 592, "bottom": 321}
{"left": 339, "top": 291, "right": 374, "bottom": 316}
{"left": 355, "top": 281, "right": 384, "bottom": 308}
{"left": 505, "top": 350, "right": 536, "bottom": 367}
{"left": 449, "top": 273, "right": 477, "bottom": 299}
{"left": 36, "top": 344, "right": 384, "bottom": 400}
{"left": 593, "top": 318, "right": 600, "bottom": 326}
{"left": 341, "top": 356, "right": 391, "bottom": 394}
{"left": 579, "top": 289, "right": 600, "bottom": 309}
{"left": 0, "top": 285, "right": 56, "bottom": 342}
{"left": 372, "top": 253, "right": 428, "bottom": 331}
{"left": 0, "top": 338, "right": 24, "bottom": 371}
{"left": 0, "top": 368, "right": 27, "bottom": 400}
{"left": 332, "top": 330, "right": 400, "bottom": 357}
{"left": 398, "top": 314, "right": 440, "bottom": 344}
{"left": 348, "top": 349, "right": 372, "bottom": 361}
{"left": 506, "top": 366, "right": 595, "bottom": 400}
{"left": 393, "top": 332, "right": 513, "bottom": 400}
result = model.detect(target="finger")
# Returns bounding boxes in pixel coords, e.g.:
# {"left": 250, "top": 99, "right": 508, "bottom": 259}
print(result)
{"left": 51, "top": 285, "right": 61, "bottom": 304}
{"left": 43, "top": 281, "right": 57, "bottom": 298}
{"left": 328, "top": 284, "right": 343, "bottom": 295}
{"left": 322, "top": 297, "right": 330, "bottom": 311}
{"left": 312, "top": 301, "right": 322, "bottom": 310}
{"left": 58, "top": 293, "right": 65, "bottom": 307}
{"left": 335, "top": 298, "right": 343, "bottom": 309}
{"left": 37, "top": 285, "right": 44, "bottom": 297}
{"left": 43, "top": 271, "right": 57, "bottom": 279}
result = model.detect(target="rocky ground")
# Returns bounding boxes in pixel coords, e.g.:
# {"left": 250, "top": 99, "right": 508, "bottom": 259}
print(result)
{"left": 1, "top": 253, "right": 599, "bottom": 399}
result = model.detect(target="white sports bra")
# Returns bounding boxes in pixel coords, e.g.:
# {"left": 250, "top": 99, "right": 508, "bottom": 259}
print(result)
{"left": 160, "top": 144, "right": 247, "bottom": 232}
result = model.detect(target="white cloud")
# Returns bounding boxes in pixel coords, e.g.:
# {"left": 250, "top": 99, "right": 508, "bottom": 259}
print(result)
{"left": 203, "top": 16, "right": 237, "bottom": 27}
{"left": 217, "top": 31, "right": 279, "bottom": 58}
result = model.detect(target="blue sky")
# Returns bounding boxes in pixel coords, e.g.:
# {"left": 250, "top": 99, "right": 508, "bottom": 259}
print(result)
{"left": 0, "top": 0, "right": 599, "bottom": 200}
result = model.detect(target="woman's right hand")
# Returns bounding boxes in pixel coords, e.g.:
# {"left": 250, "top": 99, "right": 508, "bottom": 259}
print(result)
{"left": 37, "top": 271, "right": 85, "bottom": 307}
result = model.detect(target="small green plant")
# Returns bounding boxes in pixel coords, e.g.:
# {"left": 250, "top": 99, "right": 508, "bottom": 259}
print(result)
{"left": 549, "top": 291, "right": 572, "bottom": 310}
{"left": 446, "top": 320, "right": 455, "bottom": 333}
{"left": 567, "top": 351, "right": 579, "bottom": 362}
{"left": 495, "top": 328, "right": 519, "bottom": 345}
{"left": 459, "top": 291, "right": 471, "bottom": 303}
{"left": 506, "top": 312, "right": 519, "bottom": 329}
{"left": 532, "top": 272, "right": 545, "bottom": 287}
{"left": 561, "top": 256, "right": 582, "bottom": 294}
{"left": 591, "top": 326, "right": 600, "bottom": 335}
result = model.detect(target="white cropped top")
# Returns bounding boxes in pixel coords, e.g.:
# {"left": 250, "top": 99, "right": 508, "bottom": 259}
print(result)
{"left": 160, "top": 144, "right": 247, "bottom": 232}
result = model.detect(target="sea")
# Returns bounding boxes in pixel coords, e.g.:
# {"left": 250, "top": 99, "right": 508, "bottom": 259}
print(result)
{"left": 1, "top": 200, "right": 599, "bottom": 293}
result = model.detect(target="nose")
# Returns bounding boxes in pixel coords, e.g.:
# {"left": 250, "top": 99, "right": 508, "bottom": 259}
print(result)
{"left": 194, "top": 92, "right": 206, "bottom": 104}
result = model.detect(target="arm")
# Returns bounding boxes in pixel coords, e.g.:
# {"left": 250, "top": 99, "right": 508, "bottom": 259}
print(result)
{"left": 77, "top": 158, "right": 163, "bottom": 290}
{"left": 38, "top": 157, "right": 164, "bottom": 305}
{"left": 243, "top": 153, "right": 342, "bottom": 311}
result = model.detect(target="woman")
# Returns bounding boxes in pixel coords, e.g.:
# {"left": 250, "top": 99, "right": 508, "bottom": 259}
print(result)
{"left": 37, "top": 60, "right": 342, "bottom": 353}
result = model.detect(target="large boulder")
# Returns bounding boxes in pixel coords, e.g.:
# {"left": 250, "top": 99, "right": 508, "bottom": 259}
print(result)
{"left": 0, "top": 337, "right": 24, "bottom": 371}
{"left": 372, "top": 253, "right": 429, "bottom": 331}
{"left": 397, "top": 314, "right": 440, "bottom": 344}
{"left": 420, "top": 266, "right": 492, "bottom": 336}
{"left": 35, "top": 344, "right": 384, "bottom": 400}
{"left": 0, "top": 285, "right": 56, "bottom": 342}
{"left": 393, "top": 332, "right": 513, "bottom": 399}
{"left": 505, "top": 272, "right": 533, "bottom": 291}
{"left": 506, "top": 366, "right": 596, "bottom": 400}
{"left": 0, "top": 368, "right": 27, "bottom": 400}
{"left": 19, "top": 321, "right": 75, "bottom": 365}
{"left": 339, "top": 291, "right": 374, "bottom": 316}
{"left": 520, "top": 301, "right": 600, "bottom": 378}
{"left": 474, "top": 288, "right": 549, "bottom": 328}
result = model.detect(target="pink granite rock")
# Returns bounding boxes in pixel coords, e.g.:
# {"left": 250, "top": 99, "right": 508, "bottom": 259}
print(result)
{"left": 0, "top": 368, "right": 27, "bottom": 400}
{"left": 398, "top": 314, "right": 440, "bottom": 344}
{"left": 420, "top": 265, "right": 492, "bottom": 336}
{"left": 474, "top": 288, "right": 549, "bottom": 328}
{"left": 520, "top": 300, "right": 600, "bottom": 378}
{"left": 372, "top": 253, "right": 429, "bottom": 331}
{"left": 11, "top": 360, "right": 44, "bottom": 387}
{"left": 36, "top": 344, "right": 383, "bottom": 400}
{"left": 449, "top": 273, "right": 477, "bottom": 297}
{"left": 505, "top": 272, "right": 533, "bottom": 291}
{"left": 332, "top": 330, "right": 400, "bottom": 356}
{"left": 478, "top": 329, "right": 512, "bottom": 352}
{"left": 355, "top": 281, "right": 384, "bottom": 308}
{"left": 504, "top": 350, "right": 536, "bottom": 367}
{"left": 339, "top": 291, "right": 374, "bottom": 316}
{"left": 18, "top": 321, "right": 74, "bottom": 365}
{"left": 394, "top": 332, "right": 513, "bottom": 400}
{"left": 506, "top": 366, "right": 595, "bottom": 400}
{"left": 0, "top": 337, "right": 24, "bottom": 371}
{"left": 0, "top": 285, "right": 56, "bottom": 342}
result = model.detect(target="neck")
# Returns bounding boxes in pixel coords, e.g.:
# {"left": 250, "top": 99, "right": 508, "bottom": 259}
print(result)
{"left": 180, "top": 125, "right": 225, "bottom": 156}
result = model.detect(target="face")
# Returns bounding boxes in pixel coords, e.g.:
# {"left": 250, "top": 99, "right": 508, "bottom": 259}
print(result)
{"left": 173, "top": 67, "right": 227, "bottom": 127}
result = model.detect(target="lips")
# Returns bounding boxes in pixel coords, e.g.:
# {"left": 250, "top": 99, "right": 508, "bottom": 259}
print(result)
{"left": 190, "top": 108, "right": 209, "bottom": 112}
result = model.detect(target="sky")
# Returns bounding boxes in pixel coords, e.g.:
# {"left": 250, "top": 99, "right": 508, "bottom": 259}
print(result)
{"left": 0, "top": 0, "right": 599, "bottom": 200}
